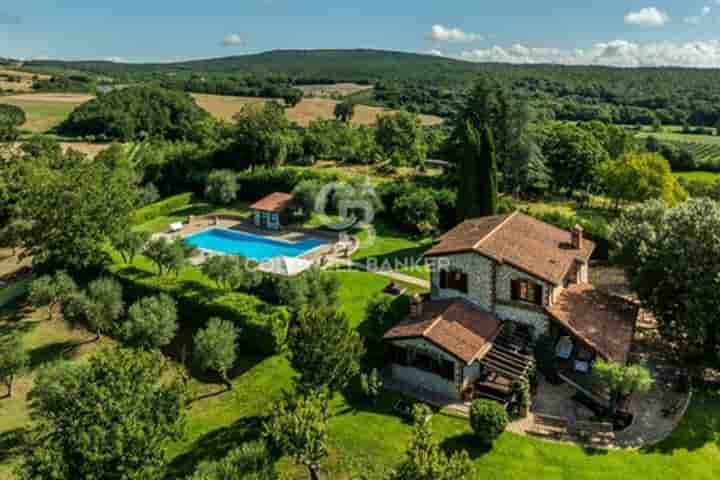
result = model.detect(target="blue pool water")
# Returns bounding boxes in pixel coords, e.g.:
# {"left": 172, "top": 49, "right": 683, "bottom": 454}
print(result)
{"left": 185, "top": 228, "right": 326, "bottom": 261}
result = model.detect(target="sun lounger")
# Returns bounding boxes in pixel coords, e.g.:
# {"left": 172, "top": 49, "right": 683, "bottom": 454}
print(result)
{"left": 169, "top": 222, "right": 184, "bottom": 233}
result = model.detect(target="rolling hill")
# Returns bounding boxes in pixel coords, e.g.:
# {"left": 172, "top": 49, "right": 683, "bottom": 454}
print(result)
{"left": 13, "top": 49, "right": 720, "bottom": 125}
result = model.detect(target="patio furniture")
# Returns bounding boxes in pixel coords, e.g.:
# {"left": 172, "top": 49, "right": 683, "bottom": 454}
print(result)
{"left": 574, "top": 360, "right": 590, "bottom": 373}
{"left": 169, "top": 222, "right": 184, "bottom": 233}
{"left": 555, "top": 336, "right": 573, "bottom": 360}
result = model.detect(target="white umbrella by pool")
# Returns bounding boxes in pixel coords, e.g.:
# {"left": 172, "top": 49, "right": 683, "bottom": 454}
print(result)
{"left": 257, "top": 256, "right": 314, "bottom": 276}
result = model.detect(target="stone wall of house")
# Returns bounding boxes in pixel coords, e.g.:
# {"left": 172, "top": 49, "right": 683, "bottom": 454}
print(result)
{"left": 390, "top": 338, "right": 461, "bottom": 399}
{"left": 495, "top": 304, "right": 550, "bottom": 336}
{"left": 430, "top": 252, "right": 494, "bottom": 311}
{"left": 496, "top": 264, "right": 553, "bottom": 306}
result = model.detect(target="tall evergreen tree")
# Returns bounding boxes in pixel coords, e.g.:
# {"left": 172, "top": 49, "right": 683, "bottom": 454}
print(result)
{"left": 479, "top": 126, "right": 498, "bottom": 217}
{"left": 455, "top": 121, "right": 482, "bottom": 222}
{"left": 455, "top": 122, "right": 498, "bottom": 221}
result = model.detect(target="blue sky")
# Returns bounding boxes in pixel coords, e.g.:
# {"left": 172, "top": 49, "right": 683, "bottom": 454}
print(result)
{"left": 3, "top": 1, "right": 720, "bottom": 66}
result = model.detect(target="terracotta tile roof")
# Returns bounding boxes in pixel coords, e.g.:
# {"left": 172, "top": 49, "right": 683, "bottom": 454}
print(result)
{"left": 249, "top": 192, "right": 295, "bottom": 212}
{"left": 425, "top": 212, "right": 595, "bottom": 285}
{"left": 383, "top": 299, "right": 503, "bottom": 364}
{"left": 547, "top": 284, "right": 638, "bottom": 364}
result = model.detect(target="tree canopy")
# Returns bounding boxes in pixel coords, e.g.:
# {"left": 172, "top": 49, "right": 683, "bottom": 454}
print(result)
{"left": 20, "top": 348, "right": 185, "bottom": 480}
{"left": 595, "top": 152, "right": 687, "bottom": 209}
{"left": 287, "top": 308, "right": 364, "bottom": 393}
{"left": 0, "top": 104, "right": 26, "bottom": 141}
{"left": 58, "top": 85, "right": 210, "bottom": 141}
{"left": 611, "top": 198, "right": 720, "bottom": 358}
{"left": 12, "top": 151, "right": 139, "bottom": 269}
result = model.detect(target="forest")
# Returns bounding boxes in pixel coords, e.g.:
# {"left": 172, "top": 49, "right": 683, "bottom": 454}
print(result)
{"left": 18, "top": 49, "right": 720, "bottom": 126}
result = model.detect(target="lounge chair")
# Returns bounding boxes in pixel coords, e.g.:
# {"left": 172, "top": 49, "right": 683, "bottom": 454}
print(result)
{"left": 169, "top": 222, "right": 184, "bottom": 233}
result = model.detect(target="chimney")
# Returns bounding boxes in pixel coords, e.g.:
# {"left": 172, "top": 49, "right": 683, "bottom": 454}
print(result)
{"left": 410, "top": 294, "right": 424, "bottom": 318}
{"left": 571, "top": 224, "right": 584, "bottom": 250}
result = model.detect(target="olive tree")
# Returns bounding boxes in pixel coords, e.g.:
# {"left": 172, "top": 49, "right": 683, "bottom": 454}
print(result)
{"left": 193, "top": 318, "right": 238, "bottom": 390}
{"left": 593, "top": 359, "right": 654, "bottom": 415}
{"left": 263, "top": 390, "right": 329, "bottom": 480}
{"left": 84, "top": 277, "right": 125, "bottom": 340}
{"left": 0, "top": 333, "right": 29, "bottom": 398}
{"left": 145, "top": 238, "right": 195, "bottom": 276}
{"left": 112, "top": 229, "right": 151, "bottom": 264}
{"left": 121, "top": 294, "right": 178, "bottom": 350}
{"left": 201, "top": 255, "right": 260, "bottom": 292}
{"left": 28, "top": 271, "right": 78, "bottom": 321}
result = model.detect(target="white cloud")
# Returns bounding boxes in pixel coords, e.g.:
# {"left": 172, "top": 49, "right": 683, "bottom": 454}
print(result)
{"left": 457, "top": 39, "right": 720, "bottom": 68}
{"left": 703, "top": 6, "right": 712, "bottom": 16}
{"left": 624, "top": 7, "right": 670, "bottom": 27}
{"left": 424, "top": 49, "right": 444, "bottom": 56}
{"left": 105, "top": 57, "right": 128, "bottom": 63}
{"left": 427, "top": 24, "right": 482, "bottom": 43}
{"left": 222, "top": 33, "right": 246, "bottom": 47}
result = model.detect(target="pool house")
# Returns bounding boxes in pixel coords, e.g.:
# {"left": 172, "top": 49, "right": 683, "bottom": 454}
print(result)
{"left": 249, "top": 193, "right": 295, "bottom": 230}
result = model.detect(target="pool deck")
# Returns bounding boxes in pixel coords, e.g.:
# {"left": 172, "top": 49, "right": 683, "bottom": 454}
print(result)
{"left": 155, "top": 214, "right": 354, "bottom": 266}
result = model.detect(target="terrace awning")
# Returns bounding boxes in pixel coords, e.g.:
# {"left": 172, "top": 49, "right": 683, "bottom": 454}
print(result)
{"left": 257, "top": 256, "right": 313, "bottom": 276}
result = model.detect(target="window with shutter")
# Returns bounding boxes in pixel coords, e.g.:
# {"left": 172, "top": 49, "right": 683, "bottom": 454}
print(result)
{"left": 533, "top": 284, "right": 544, "bottom": 305}
{"left": 511, "top": 279, "right": 543, "bottom": 305}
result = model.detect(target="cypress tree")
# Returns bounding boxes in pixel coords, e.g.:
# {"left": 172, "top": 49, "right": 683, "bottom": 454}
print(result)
{"left": 456, "top": 121, "right": 482, "bottom": 222}
{"left": 479, "top": 125, "right": 498, "bottom": 217}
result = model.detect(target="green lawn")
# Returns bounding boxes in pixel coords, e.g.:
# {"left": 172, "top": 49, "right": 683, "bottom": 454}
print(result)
{"left": 352, "top": 221, "right": 432, "bottom": 281}
{"left": 1, "top": 264, "right": 720, "bottom": 479}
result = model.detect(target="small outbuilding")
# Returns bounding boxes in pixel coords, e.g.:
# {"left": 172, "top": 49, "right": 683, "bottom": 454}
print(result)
{"left": 249, "top": 193, "right": 295, "bottom": 230}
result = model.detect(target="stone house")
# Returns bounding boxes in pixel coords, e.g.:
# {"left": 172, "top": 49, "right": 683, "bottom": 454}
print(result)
{"left": 383, "top": 212, "right": 638, "bottom": 403}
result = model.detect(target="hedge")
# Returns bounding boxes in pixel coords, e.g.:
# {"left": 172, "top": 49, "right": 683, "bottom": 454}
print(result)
{"left": 235, "top": 166, "right": 344, "bottom": 202}
{"left": 107, "top": 255, "right": 289, "bottom": 355}
{"left": 131, "top": 192, "right": 194, "bottom": 225}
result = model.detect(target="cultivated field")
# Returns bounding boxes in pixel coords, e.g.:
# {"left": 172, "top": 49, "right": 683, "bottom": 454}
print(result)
{"left": 637, "top": 130, "right": 720, "bottom": 171}
{"left": 0, "top": 69, "right": 50, "bottom": 93}
{"left": 0, "top": 93, "right": 94, "bottom": 133}
{"left": 673, "top": 171, "right": 720, "bottom": 184}
{"left": 1, "top": 92, "right": 441, "bottom": 136}
{"left": 192, "top": 93, "right": 443, "bottom": 126}
{"left": 296, "top": 82, "right": 374, "bottom": 98}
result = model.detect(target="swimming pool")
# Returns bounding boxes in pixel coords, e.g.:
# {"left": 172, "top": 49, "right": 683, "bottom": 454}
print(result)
{"left": 185, "top": 228, "right": 327, "bottom": 262}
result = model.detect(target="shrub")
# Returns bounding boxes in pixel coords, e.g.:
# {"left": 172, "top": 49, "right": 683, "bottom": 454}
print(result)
{"left": 469, "top": 399, "right": 508, "bottom": 444}
{"left": 392, "top": 189, "right": 439, "bottom": 235}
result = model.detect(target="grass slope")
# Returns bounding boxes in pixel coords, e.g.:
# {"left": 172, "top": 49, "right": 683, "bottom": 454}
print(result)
{"left": 1, "top": 265, "right": 719, "bottom": 479}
